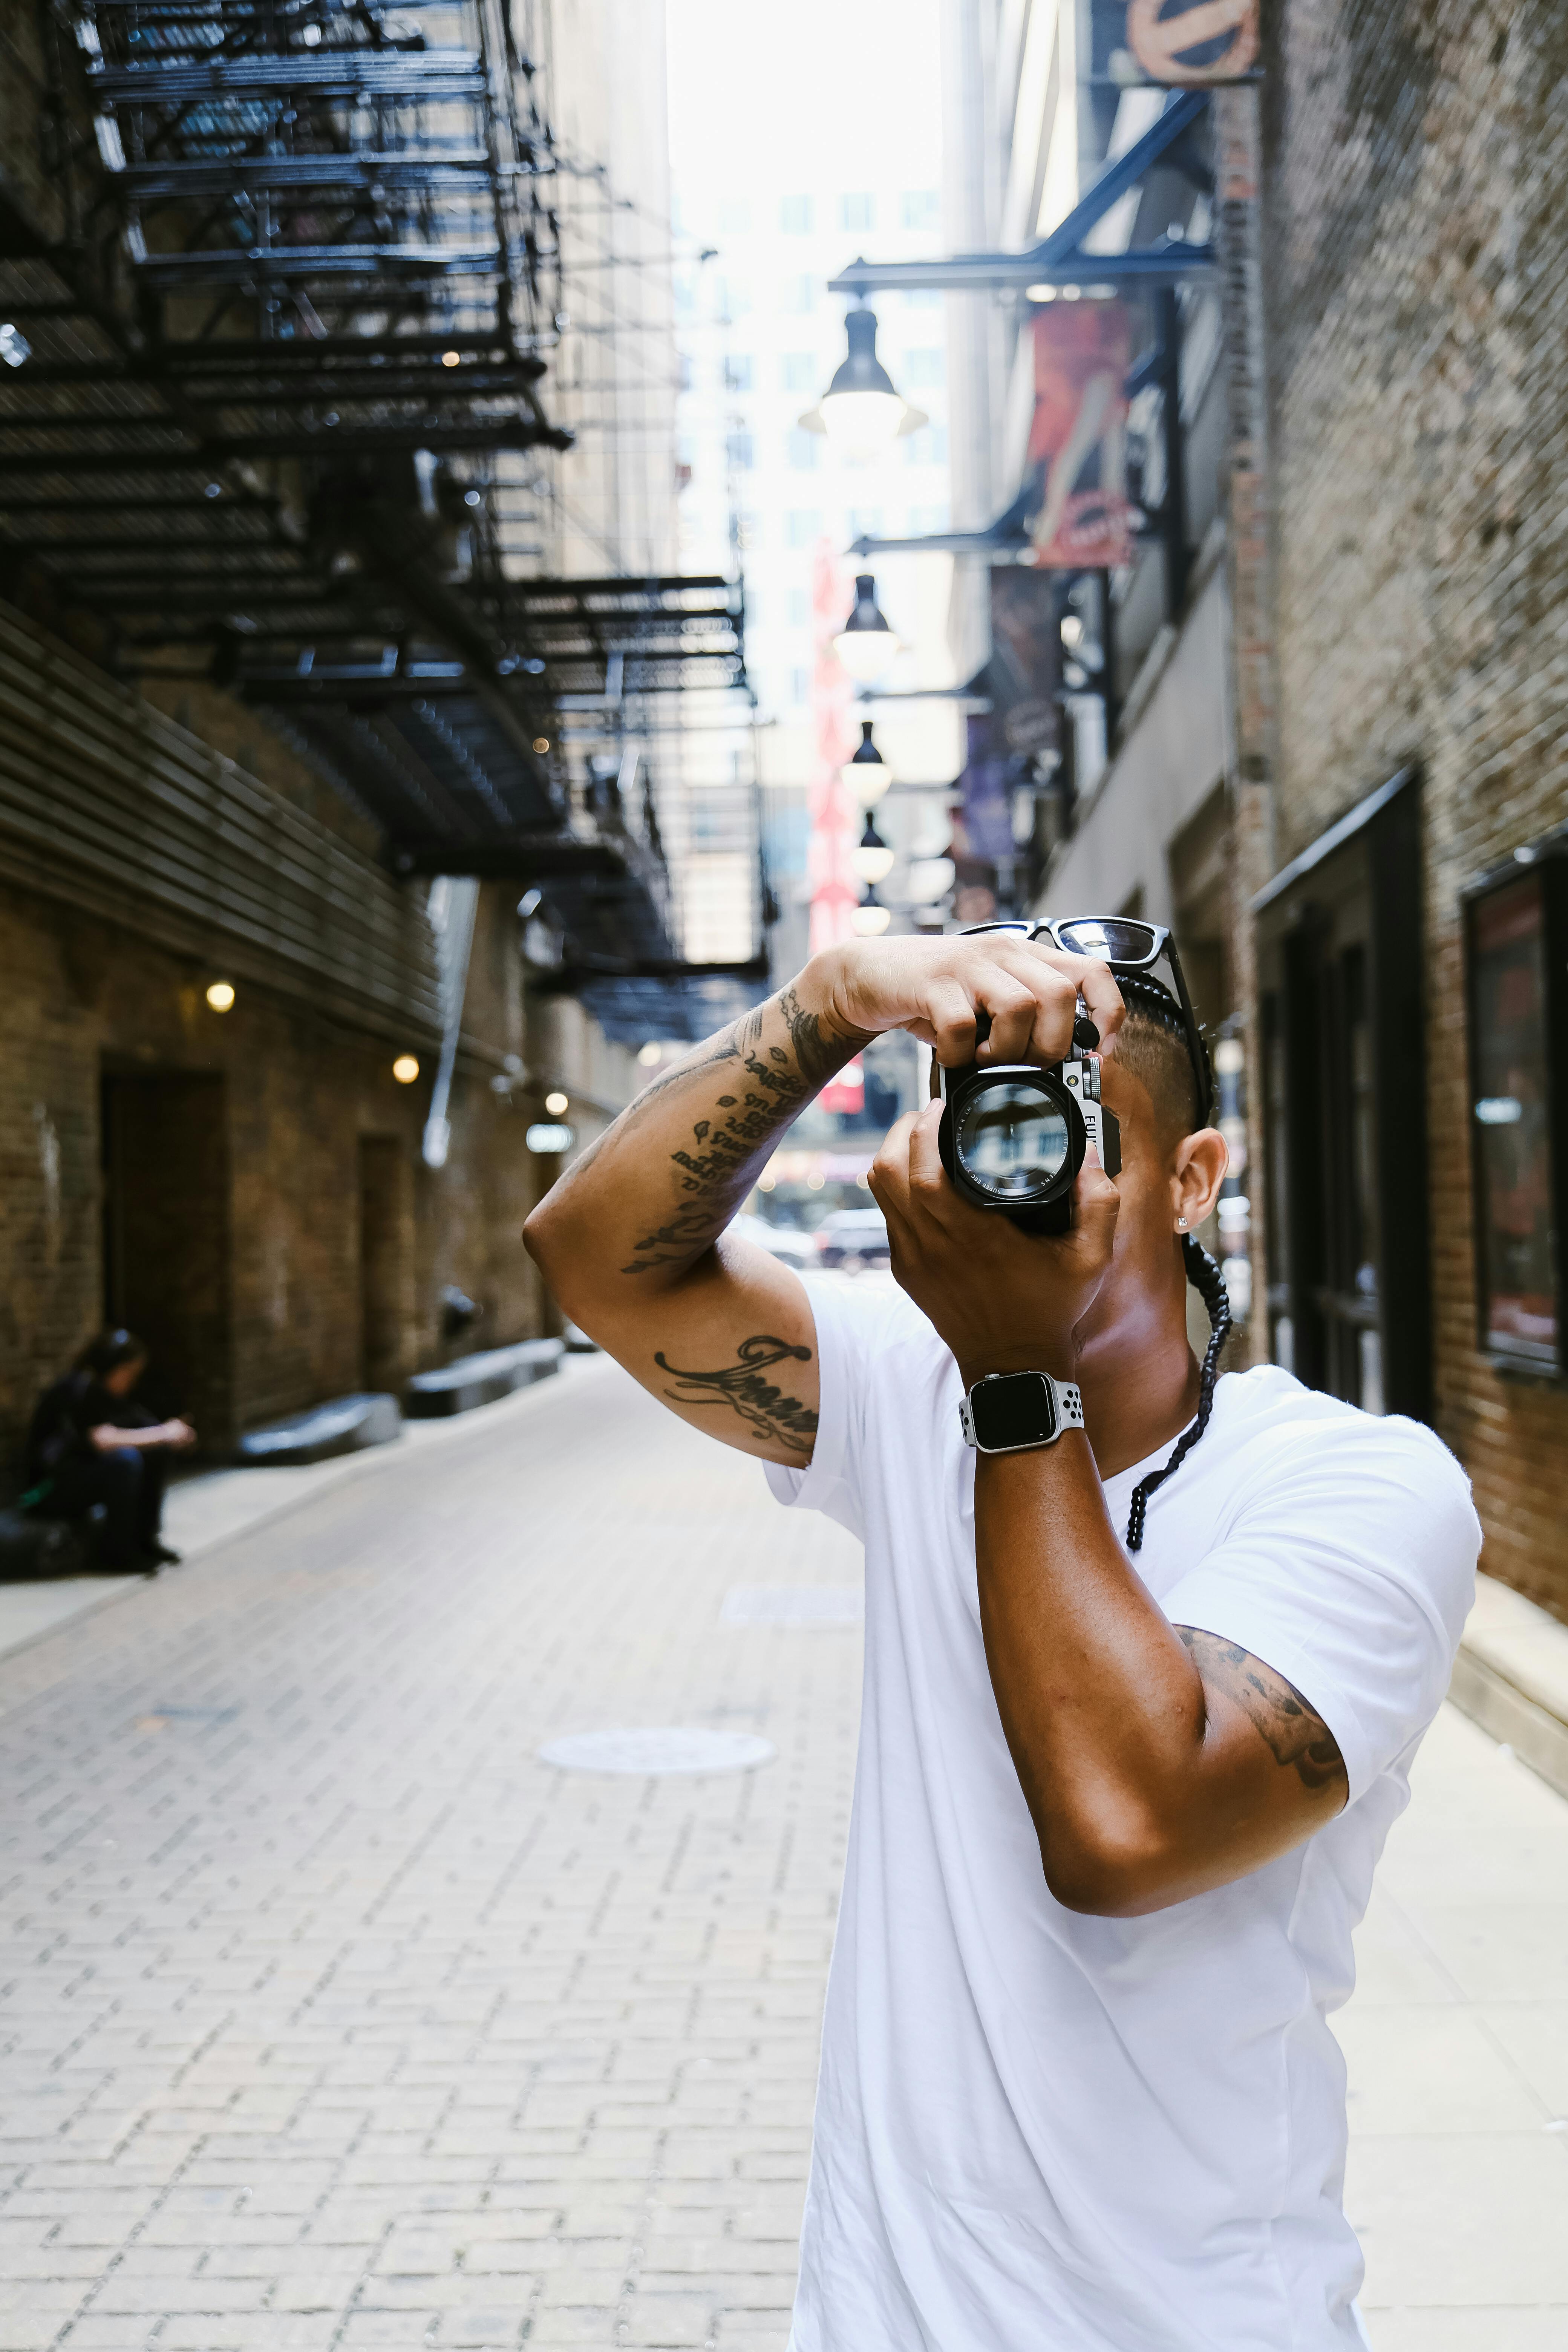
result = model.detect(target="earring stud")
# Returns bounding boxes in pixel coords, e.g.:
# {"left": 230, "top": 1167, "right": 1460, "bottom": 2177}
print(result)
{"left": 1177, "top": 1216, "right": 1188, "bottom": 1230}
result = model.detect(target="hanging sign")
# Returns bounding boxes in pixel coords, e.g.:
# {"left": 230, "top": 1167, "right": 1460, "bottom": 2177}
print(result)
{"left": 1126, "top": 0, "right": 1258, "bottom": 87}
{"left": 988, "top": 567, "right": 1060, "bottom": 757}
{"left": 1025, "top": 303, "right": 1136, "bottom": 571}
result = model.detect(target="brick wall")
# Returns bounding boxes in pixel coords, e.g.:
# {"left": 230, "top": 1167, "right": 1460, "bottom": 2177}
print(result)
{"left": 0, "top": 877, "right": 565, "bottom": 1470}
{"left": 1263, "top": 1, "right": 1568, "bottom": 1612}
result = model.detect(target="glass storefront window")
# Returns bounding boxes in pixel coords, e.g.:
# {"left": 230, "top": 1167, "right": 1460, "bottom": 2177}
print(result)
{"left": 1467, "top": 868, "right": 1561, "bottom": 1372}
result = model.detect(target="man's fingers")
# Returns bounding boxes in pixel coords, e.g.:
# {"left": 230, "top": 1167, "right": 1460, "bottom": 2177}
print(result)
{"left": 868, "top": 1110, "right": 918, "bottom": 1222}
{"left": 906, "top": 1097, "right": 948, "bottom": 1197}
{"left": 972, "top": 969, "right": 1041, "bottom": 1065}
{"left": 923, "top": 981, "right": 979, "bottom": 1067}
{"left": 1037, "top": 948, "right": 1125, "bottom": 1052}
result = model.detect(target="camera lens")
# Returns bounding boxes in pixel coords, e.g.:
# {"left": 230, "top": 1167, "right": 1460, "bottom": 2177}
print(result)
{"left": 956, "top": 1081, "right": 1072, "bottom": 1200}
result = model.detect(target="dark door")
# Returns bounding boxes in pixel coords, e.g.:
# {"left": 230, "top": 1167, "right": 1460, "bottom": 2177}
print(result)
{"left": 101, "top": 1070, "right": 234, "bottom": 1445}
{"left": 358, "top": 1135, "right": 412, "bottom": 1392}
{"left": 1257, "top": 779, "right": 1432, "bottom": 1422}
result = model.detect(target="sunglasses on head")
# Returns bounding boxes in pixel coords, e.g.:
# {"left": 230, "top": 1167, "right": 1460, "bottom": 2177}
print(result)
{"left": 959, "top": 915, "right": 1215, "bottom": 1126}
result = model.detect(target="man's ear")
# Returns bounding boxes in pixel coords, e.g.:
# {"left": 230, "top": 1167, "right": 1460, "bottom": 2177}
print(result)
{"left": 1171, "top": 1128, "right": 1228, "bottom": 1231}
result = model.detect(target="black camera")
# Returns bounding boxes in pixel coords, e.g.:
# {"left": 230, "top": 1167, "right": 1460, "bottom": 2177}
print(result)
{"left": 937, "top": 1016, "right": 1121, "bottom": 1236}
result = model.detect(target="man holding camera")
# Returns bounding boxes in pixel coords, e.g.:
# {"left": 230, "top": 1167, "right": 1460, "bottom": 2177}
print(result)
{"left": 525, "top": 929, "right": 1478, "bottom": 2352}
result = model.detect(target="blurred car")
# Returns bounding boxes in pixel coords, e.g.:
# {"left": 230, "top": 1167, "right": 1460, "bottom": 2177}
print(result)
{"left": 814, "top": 1207, "right": 891, "bottom": 1272}
{"left": 730, "top": 1210, "right": 816, "bottom": 1268}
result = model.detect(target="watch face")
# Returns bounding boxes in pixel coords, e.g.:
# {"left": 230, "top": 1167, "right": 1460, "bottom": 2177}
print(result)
{"left": 973, "top": 1373, "right": 1056, "bottom": 1450}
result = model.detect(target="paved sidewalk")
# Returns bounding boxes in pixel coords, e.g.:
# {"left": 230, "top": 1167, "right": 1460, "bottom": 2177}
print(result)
{"left": 0, "top": 1350, "right": 1563, "bottom": 2350}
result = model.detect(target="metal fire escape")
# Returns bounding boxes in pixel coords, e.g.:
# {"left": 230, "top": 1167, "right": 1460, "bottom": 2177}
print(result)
{"left": 0, "top": 0, "right": 759, "bottom": 1040}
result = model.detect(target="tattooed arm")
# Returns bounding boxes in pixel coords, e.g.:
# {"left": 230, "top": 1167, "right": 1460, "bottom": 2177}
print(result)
{"left": 523, "top": 936, "right": 1123, "bottom": 1465}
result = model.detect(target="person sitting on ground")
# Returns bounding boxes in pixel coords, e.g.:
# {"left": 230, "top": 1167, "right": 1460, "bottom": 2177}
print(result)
{"left": 26, "top": 1329, "right": 194, "bottom": 1573}
{"left": 525, "top": 931, "right": 1480, "bottom": 2352}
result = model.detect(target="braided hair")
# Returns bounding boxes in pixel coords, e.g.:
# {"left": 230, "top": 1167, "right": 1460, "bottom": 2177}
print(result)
{"left": 1107, "top": 971, "right": 1231, "bottom": 1553}
{"left": 1124, "top": 1233, "right": 1232, "bottom": 1551}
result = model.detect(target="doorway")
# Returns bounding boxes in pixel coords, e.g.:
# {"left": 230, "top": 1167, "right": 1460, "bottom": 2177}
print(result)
{"left": 358, "top": 1135, "right": 413, "bottom": 1392}
{"left": 101, "top": 1069, "right": 234, "bottom": 1444}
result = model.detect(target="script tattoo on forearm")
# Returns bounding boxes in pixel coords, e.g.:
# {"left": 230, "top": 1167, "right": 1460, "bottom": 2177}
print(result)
{"left": 654, "top": 1334, "right": 818, "bottom": 1454}
{"left": 620, "top": 986, "right": 870, "bottom": 1275}
{"left": 1176, "top": 1628, "right": 1347, "bottom": 1796}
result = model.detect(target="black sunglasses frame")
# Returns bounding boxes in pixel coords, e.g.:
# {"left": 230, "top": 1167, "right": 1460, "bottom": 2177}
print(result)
{"left": 957, "top": 916, "right": 1215, "bottom": 1128}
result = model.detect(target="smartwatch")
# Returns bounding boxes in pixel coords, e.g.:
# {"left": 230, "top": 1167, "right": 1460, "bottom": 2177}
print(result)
{"left": 959, "top": 1370, "right": 1085, "bottom": 1455}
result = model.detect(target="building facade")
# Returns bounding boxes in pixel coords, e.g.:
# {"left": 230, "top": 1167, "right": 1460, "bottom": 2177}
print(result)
{"left": 933, "top": 0, "right": 1568, "bottom": 1620}
{"left": 0, "top": 0, "right": 758, "bottom": 1472}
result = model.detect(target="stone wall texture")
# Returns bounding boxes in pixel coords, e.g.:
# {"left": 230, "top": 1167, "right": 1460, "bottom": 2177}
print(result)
{"left": 1263, "top": 1, "right": 1568, "bottom": 1612}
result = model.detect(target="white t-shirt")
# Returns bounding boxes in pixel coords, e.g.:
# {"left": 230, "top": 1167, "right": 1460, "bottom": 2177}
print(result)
{"left": 766, "top": 1279, "right": 1479, "bottom": 2352}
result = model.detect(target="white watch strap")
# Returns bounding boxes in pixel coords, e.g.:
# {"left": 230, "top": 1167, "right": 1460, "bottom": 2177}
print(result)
{"left": 959, "top": 1374, "right": 1084, "bottom": 1452}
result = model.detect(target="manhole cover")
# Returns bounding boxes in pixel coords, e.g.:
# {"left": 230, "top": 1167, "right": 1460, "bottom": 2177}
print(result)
{"left": 721, "top": 1585, "right": 863, "bottom": 1628}
{"left": 537, "top": 1727, "right": 775, "bottom": 1775}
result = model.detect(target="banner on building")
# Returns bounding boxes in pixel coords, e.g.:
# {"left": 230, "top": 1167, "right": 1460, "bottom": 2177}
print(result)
{"left": 1024, "top": 303, "right": 1136, "bottom": 571}
{"left": 1126, "top": 0, "right": 1258, "bottom": 87}
{"left": 988, "top": 567, "right": 1060, "bottom": 758}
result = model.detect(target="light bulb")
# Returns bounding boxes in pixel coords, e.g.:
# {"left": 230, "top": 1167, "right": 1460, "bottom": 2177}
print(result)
{"left": 820, "top": 387, "right": 906, "bottom": 460}
{"left": 205, "top": 980, "right": 235, "bottom": 1012}
{"left": 545, "top": 1090, "right": 569, "bottom": 1116}
{"left": 851, "top": 844, "right": 896, "bottom": 885}
{"left": 852, "top": 902, "right": 893, "bottom": 936}
{"left": 392, "top": 1054, "right": 421, "bottom": 1084}
{"left": 833, "top": 574, "right": 900, "bottom": 684}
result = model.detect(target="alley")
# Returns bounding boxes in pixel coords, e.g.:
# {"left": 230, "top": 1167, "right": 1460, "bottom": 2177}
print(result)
{"left": 1, "top": 1358, "right": 1565, "bottom": 2352}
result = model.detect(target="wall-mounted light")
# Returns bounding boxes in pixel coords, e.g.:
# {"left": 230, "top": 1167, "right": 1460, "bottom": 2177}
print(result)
{"left": 545, "top": 1090, "right": 569, "bottom": 1116}
{"left": 833, "top": 575, "right": 900, "bottom": 684}
{"left": 799, "top": 306, "right": 926, "bottom": 460}
{"left": 204, "top": 980, "right": 236, "bottom": 1012}
{"left": 637, "top": 1041, "right": 664, "bottom": 1067}
{"left": 840, "top": 718, "right": 890, "bottom": 805}
{"left": 392, "top": 1054, "right": 421, "bottom": 1084}
{"left": 441, "top": 349, "right": 461, "bottom": 368}
{"left": 532, "top": 736, "right": 551, "bottom": 755}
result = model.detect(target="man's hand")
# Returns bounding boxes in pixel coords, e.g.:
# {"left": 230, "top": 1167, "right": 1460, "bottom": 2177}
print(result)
{"left": 870, "top": 1101, "right": 1120, "bottom": 1383}
{"left": 814, "top": 933, "right": 1124, "bottom": 1071}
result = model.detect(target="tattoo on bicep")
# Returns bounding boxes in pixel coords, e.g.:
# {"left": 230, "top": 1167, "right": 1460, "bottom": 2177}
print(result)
{"left": 654, "top": 1334, "right": 818, "bottom": 1454}
{"left": 1176, "top": 1627, "right": 1346, "bottom": 1796}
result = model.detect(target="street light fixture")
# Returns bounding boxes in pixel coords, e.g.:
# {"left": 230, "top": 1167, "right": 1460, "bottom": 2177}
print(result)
{"left": 833, "top": 576, "right": 900, "bottom": 684}
{"left": 799, "top": 306, "right": 926, "bottom": 459}
{"left": 851, "top": 887, "right": 892, "bottom": 937}
{"left": 850, "top": 812, "right": 895, "bottom": 886}
{"left": 840, "top": 718, "right": 891, "bottom": 804}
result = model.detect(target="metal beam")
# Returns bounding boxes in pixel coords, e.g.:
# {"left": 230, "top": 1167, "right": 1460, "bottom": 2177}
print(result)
{"left": 93, "top": 52, "right": 487, "bottom": 101}
{"left": 120, "top": 154, "right": 497, "bottom": 199}
{"left": 0, "top": 418, "right": 573, "bottom": 472}
{"left": 828, "top": 90, "right": 1211, "bottom": 296}
{"left": 136, "top": 244, "right": 501, "bottom": 289}
{"left": 826, "top": 243, "right": 1214, "bottom": 294}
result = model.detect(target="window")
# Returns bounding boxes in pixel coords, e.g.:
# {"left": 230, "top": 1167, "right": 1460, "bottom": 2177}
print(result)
{"left": 731, "top": 508, "right": 758, "bottom": 553}
{"left": 907, "top": 504, "right": 950, "bottom": 534}
{"left": 725, "top": 355, "right": 753, "bottom": 392}
{"left": 718, "top": 199, "right": 751, "bottom": 233}
{"left": 718, "top": 277, "right": 752, "bottom": 317}
{"left": 787, "top": 666, "right": 810, "bottom": 706}
{"left": 901, "top": 347, "right": 945, "bottom": 388}
{"left": 725, "top": 431, "right": 755, "bottom": 470}
{"left": 787, "top": 587, "right": 810, "bottom": 629}
{"left": 779, "top": 274, "right": 818, "bottom": 315}
{"left": 1464, "top": 843, "right": 1568, "bottom": 1375}
{"left": 841, "top": 193, "right": 874, "bottom": 231}
{"left": 848, "top": 506, "right": 884, "bottom": 540}
{"left": 781, "top": 351, "right": 817, "bottom": 392}
{"left": 901, "top": 190, "right": 940, "bottom": 231}
{"left": 786, "top": 428, "right": 819, "bottom": 471}
{"left": 786, "top": 509, "right": 823, "bottom": 549}
{"left": 900, "top": 286, "right": 943, "bottom": 308}
{"left": 905, "top": 423, "right": 949, "bottom": 466}
{"left": 780, "top": 194, "right": 814, "bottom": 234}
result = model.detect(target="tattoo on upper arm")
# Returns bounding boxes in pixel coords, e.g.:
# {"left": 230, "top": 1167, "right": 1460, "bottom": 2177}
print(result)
{"left": 654, "top": 1334, "right": 818, "bottom": 1454}
{"left": 1176, "top": 1628, "right": 1346, "bottom": 1796}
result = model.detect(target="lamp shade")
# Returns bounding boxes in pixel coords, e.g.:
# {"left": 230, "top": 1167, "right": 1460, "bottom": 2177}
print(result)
{"left": 833, "top": 575, "right": 899, "bottom": 684}
{"left": 840, "top": 718, "right": 890, "bottom": 804}
{"left": 851, "top": 889, "right": 892, "bottom": 936}
{"left": 819, "top": 307, "right": 904, "bottom": 458}
{"left": 850, "top": 811, "right": 895, "bottom": 886}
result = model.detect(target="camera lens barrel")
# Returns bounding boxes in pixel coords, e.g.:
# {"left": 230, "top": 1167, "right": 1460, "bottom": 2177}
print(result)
{"left": 938, "top": 1062, "right": 1087, "bottom": 1235}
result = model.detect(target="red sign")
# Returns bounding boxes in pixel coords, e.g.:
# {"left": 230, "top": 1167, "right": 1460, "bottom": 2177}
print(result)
{"left": 1025, "top": 303, "right": 1136, "bottom": 571}
{"left": 1126, "top": 0, "right": 1258, "bottom": 87}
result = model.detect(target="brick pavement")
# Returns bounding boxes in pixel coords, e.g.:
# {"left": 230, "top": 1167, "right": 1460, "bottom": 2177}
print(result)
{"left": 0, "top": 1357, "right": 863, "bottom": 2352}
